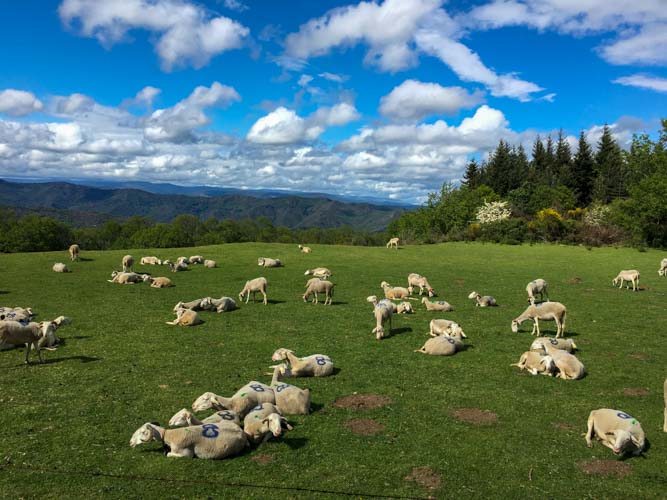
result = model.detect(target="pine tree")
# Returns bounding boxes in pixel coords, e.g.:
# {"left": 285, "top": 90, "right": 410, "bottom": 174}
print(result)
{"left": 593, "top": 125, "right": 626, "bottom": 203}
{"left": 530, "top": 135, "right": 546, "bottom": 184}
{"left": 544, "top": 135, "right": 556, "bottom": 186}
{"left": 571, "top": 131, "right": 595, "bottom": 206}
{"left": 508, "top": 145, "right": 529, "bottom": 191}
{"left": 554, "top": 129, "right": 572, "bottom": 185}
{"left": 462, "top": 159, "right": 481, "bottom": 189}
{"left": 484, "top": 140, "right": 513, "bottom": 195}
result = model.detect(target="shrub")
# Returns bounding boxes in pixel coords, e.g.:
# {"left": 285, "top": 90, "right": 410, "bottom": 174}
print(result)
{"left": 475, "top": 200, "right": 512, "bottom": 224}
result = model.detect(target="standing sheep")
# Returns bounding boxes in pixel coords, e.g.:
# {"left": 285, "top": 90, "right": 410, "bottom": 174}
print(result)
{"left": 468, "top": 291, "right": 497, "bottom": 307}
{"left": 386, "top": 237, "right": 399, "bottom": 249}
{"left": 303, "top": 280, "right": 335, "bottom": 305}
{"left": 298, "top": 245, "right": 312, "bottom": 254}
{"left": 0, "top": 320, "right": 56, "bottom": 364}
{"left": 407, "top": 273, "right": 435, "bottom": 297}
{"left": 526, "top": 279, "right": 549, "bottom": 305}
{"left": 422, "top": 297, "right": 453, "bottom": 312}
{"left": 52, "top": 263, "right": 70, "bottom": 273}
{"left": 612, "top": 270, "right": 640, "bottom": 291}
{"left": 585, "top": 409, "right": 645, "bottom": 456}
{"left": 122, "top": 255, "right": 134, "bottom": 273}
{"left": 658, "top": 258, "right": 667, "bottom": 276}
{"left": 68, "top": 244, "right": 80, "bottom": 261}
{"left": 511, "top": 302, "right": 567, "bottom": 338}
{"left": 239, "top": 277, "right": 268, "bottom": 305}
{"left": 372, "top": 303, "right": 393, "bottom": 340}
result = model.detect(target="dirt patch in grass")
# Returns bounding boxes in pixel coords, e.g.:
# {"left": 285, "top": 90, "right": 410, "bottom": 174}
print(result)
{"left": 251, "top": 454, "right": 274, "bottom": 465}
{"left": 565, "top": 277, "right": 582, "bottom": 284}
{"left": 454, "top": 279, "right": 465, "bottom": 285}
{"left": 628, "top": 353, "right": 648, "bottom": 361}
{"left": 343, "top": 418, "right": 385, "bottom": 435}
{"left": 552, "top": 422, "right": 577, "bottom": 431}
{"left": 404, "top": 466, "right": 442, "bottom": 490}
{"left": 158, "top": 384, "right": 168, "bottom": 389}
{"left": 577, "top": 460, "right": 632, "bottom": 478}
{"left": 208, "top": 342, "right": 224, "bottom": 347}
{"left": 450, "top": 408, "right": 497, "bottom": 425}
{"left": 333, "top": 394, "right": 391, "bottom": 410}
{"left": 623, "top": 388, "right": 650, "bottom": 396}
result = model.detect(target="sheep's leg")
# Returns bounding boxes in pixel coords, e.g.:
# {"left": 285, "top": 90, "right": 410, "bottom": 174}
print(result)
{"left": 33, "top": 342, "right": 43, "bottom": 364}
{"left": 585, "top": 416, "right": 595, "bottom": 447}
{"left": 167, "top": 447, "right": 194, "bottom": 458}
{"left": 262, "top": 290, "right": 267, "bottom": 305}
{"left": 24, "top": 342, "right": 31, "bottom": 364}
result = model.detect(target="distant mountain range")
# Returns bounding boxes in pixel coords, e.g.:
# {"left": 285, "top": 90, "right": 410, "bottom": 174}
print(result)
{"left": 0, "top": 179, "right": 410, "bottom": 232}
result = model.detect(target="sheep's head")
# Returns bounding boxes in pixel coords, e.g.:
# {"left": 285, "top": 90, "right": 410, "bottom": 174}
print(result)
{"left": 511, "top": 320, "right": 520, "bottom": 333}
{"left": 540, "top": 355, "right": 555, "bottom": 374}
{"left": 451, "top": 325, "right": 466, "bottom": 339}
{"left": 130, "top": 423, "right": 158, "bottom": 447}
{"left": 467, "top": 291, "right": 478, "bottom": 299}
{"left": 142, "top": 275, "right": 152, "bottom": 283}
{"left": 38, "top": 321, "right": 57, "bottom": 339}
{"left": 271, "top": 348, "right": 292, "bottom": 361}
{"left": 263, "top": 414, "right": 293, "bottom": 438}
{"left": 407, "top": 286, "right": 414, "bottom": 295}
{"left": 427, "top": 288, "right": 435, "bottom": 297}
{"left": 258, "top": 258, "right": 265, "bottom": 266}
{"left": 110, "top": 270, "right": 119, "bottom": 278}
{"left": 366, "top": 295, "right": 378, "bottom": 305}
{"left": 380, "top": 281, "right": 389, "bottom": 289}
{"left": 607, "top": 429, "right": 643, "bottom": 455}
{"left": 192, "top": 392, "right": 218, "bottom": 412}
{"left": 659, "top": 269, "right": 665, "bottom": 276}
{"left": 375, "top": 326, "right": 385, "bottom": 340}
{"left": 168, "top": 409, "right": 192, "bottom": 427}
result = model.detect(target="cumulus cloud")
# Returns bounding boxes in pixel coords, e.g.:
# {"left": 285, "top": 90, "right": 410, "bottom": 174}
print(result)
{"left": 124, "top": 86, "right": 162, "bottom": 108}
{"left": 0, "top": 89, "right": 43, "bottom": 117}
{"left": 600, "top": 24, "right": 667, "bottom": 66}
{"left": 58, "top": 0, "right": 249, "bottom": 70}
{"left": 613, "top": 74, "right": 667, "bottom": 93}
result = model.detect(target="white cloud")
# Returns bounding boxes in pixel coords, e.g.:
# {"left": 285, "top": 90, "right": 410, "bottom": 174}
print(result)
{"left": 318, "top": 72, "right": 348, "bottom": 83}
{"left": 0, "top": 89, "right": 43, "bottom": 117}
{"left": 58, "top": 0, "right": 249, "bottom": 70}
{"left": 125, "top": 86, "right": 162, "bottom": 108}
{"left": 298, "top": 74, "right": 314, "bottom": 87}
{"left": 222, "top": 0, "right": 248, "bottom": 12}
{"left": 380, "top": 79, "right": 483, "bottom": 121}
{"left": 600, "top": 24, "right": 667, "bottom": 66}
{"left": 613, "top": 74, "right": 667, "bottom": 93}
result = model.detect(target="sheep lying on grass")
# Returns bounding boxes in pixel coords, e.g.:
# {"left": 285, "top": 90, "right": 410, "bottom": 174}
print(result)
{"left": 200, "top": 296, "right": 238, "bottom": 313}
{"left": 530, "top": 337, "right": 577, "bottom": 353}
{"left": 407, "top": 273, "right": 435, "bottom": 297}
{"left": 511, "top": 302, "right": 567, "bottom": 338}
{"left": 243, "top": 403, "right": 288, "bottom": 444}
{"left": 168, "top": 261, "right": 188, "bottom": 272}
{"left": 173, "top": 299, "right": 206, "bottom": 312}
{"left": 108, "top": 271, "right": 149, "bottom": 284}
{"left": 533, "top": 340, "right": 585, "bottom": 380}
{"left": 166, "top": 308, "right": 203, "bottom": 326}
{"left": 304, "top": 267, "right": 331, "bottom": 279}
{"left": 298, "top": 245, "right": 312, "bottom": 254}
{"left": 585, "top": 409, "right": 645, "bottom": 456}
{"left": 258, "top": 257, "right": 282, "bottom": 268}
{"left": 422, "top": 297, "right": 453, "bottom": 312}
{"left": 122, "top": 255, "right": 134, "bottom": 273}
{"left": 468, "top": 291, "right": 497, "bottom": 307}
{"left": 526, "top": 279, "right": 549, "bottom": 305}
{"left": 189, "top": 255, "right": 204, "bottom": 264}
{"left": 270, "top": 366, "right": 311, "bottom": 415}
{"left": 204, "top": 259, "right": 217, "bottom": 268}
{"left": 415, "top": 334, "right": 463, "bottom": 356}
{"left": 140, "top": 256, "right": 161, "bottom": 265}
{"left": 428, "top": 319, "right": 466, "bottom": 338}
{"left": 68, "top": 244, "right": 80, "bottom": 261}
{"left": 52, "top": 263, "right": 70, "bottom": 273}
{"left": 149, "top": 277, "right": 173, "bottom": 288}
{"left": 177, "top": 257, "right": 190, "bottom": 265}
{"left": 613, "top": 270, "right": 640, "bottom": 291}
{"left": 303, "top": 279, "right": 334, "bottom": 305}
{"left": 511, "top": 351, "right": 555, "bottom": 376}
{"left": 0, "top": 320, "right": 57, "bottom": 364}
{"left": 0, "top": 306, "right": 33, "bottom": 323}
{"left": 270, "top": 348, "right": 334, "bottom": 377}
{"left": 192, "top": 382, "right": 275, "bottom": 418}
{"left": 168, "top": 408, "right": 241, "bottom": 428}
{"left": 380, "top": 281, "right": 412, "bottom": 300}
{"left": 239, "top": 277, "right": 268, "bottom": 305}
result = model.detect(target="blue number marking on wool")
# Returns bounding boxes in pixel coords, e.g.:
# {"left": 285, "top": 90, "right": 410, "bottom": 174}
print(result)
{"left": 617, "top": 412, "right": 633, "bottom": 420}
{"left": 202, "top": 424, "right": 219, "bottom": 438}
{"left": 250, "top": 384, "right": 265, "bottom": 392}
{"left": 315, "top": 356, "right": 327, "bottom": 366}
{"left": 276, "top": 384, "right": 289, "bottom": 393}
{"left": 447, "top": 337, "right": 455, "bottom": 344}
{"left": 550, "top": 339, "right": 558, "bottom": 345}
{"left": 218, "top": 412, "right": 235, "bottom": 420}
{"left": 252, "top": 404, "right": 263, "bottom": 411}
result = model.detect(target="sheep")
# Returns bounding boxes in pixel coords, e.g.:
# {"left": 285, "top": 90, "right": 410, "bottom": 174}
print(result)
{"left": 533, "top": 340, "right": 585, "bottom": 380}
{"left": 428, "top": 319, "right": 466, "bottom": 338}
{"left": 510, "top": 351, "right": 556, "bottom": 376}
{"left": 242, "top": 403, "right": 287, "bottom": 444}
{"left": 0, "top": 320, "right": 56, "bottom": 364}
{"left": 129, "top": 422, "right": 248, "bottom": 459}
{"left": 107, "top": 271, "right": 147, "bottom": 284}
{"left": 372, "top": 302, "right": 393, "bottom": 340}
{"left": 38, "top": 315, "right": 71, "bottom": 350}
{"left": 585, "top": 409, "right": 645, "bottom": 457}
{"left": 304, "top": 267, "right": 332, "bottom": 279}
{"left": 149, "top": 277, "right": 173, "bottom": 288}
{"left": 140, "top": 256, "right": 162, "bottom": 265}
{"left": 380, "top": 281, "right": 412, "bottom": 300}
{"left": 613, "top": 270, "right": 640, "bottom": 291}
{"left": 303, "top": 279, "right": 335, "bottom": 305}
{"left": 386, "top": 237, "right": 399, "bottom": 249}
{"left": 468, "top": 291, "right": 497, "bottom": 307}
{"left": 166, "top": 307, "right": 203, "bottom": 326}
{"left": 663, "top": 378, "right": 666, "bottom": 433}
{"left": 659, "top": 258, "right": 667, "bottom": 277}
{"left": 530, "top": 337, "right": 577, "bottom": 354}
{"left": 258, "top": 257, "right": 282, "bottom": 268}
{"left": 0, "top": 306, "right": 33, "bottom": 322}
{"left": 200, "top": 296, "right": 238, "bottom": 313}
{"left": 396, "top": 302, "right": 414, "bottom": 314}
{"left": 122, "top": 255, "right": 134, "bottom": 273}
{"left": 192, "top": 382, "right": 275, "bottom": 417}
{"left": 526, "top": 279, "right": 549, "bottom": 305}
{"left": 177, "top": 256, "right": 190, "bottom": 265}
{"left": 162, "top": 259, "right": 173, "bottom": 267}
{"left": 189, "top": 255, "right": 204, "bottom": 264}
{"left": 270, "top": 348, "right": 334, "bottom": 377}
{"left": 204, "top": 259, "right": 217, "bottom": 268}
{"left": 511, "top": 302, "right": 567, "bottom": 338}
{"left": 52, "top": 262, "right": 70, "bottom": 273}
{"left": 239, "top": 277, "right": 268, "bottom": 305}
{"left": 269, "top": 365, "right": 311, "bottom": 415}
{"left": 421, "top": 297, "right": 453, "bottom": 312}
{"left": 173, "top": 299, "right": 206, "bottom": 312}
{"left": 168, "top": 408, "right": 241, "bottom": 428}
{"left": 168, "top": 261, "right": 188, "bottom": 272}
{"left": 298, "top": 245, "right": 312, "bottom": 254}
{"left": 407, "top": 273, "right": 435, "bottom": 297}
{"left": 415, "top": 334, "right": 463, "bottom": 356}
{"left": 68, "top": 244, "right": 80, "bottom": 261}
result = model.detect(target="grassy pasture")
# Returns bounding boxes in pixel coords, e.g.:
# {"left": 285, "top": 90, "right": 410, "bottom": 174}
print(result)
{"left": 0, "top": 242, "right": 666, "bottom": 499}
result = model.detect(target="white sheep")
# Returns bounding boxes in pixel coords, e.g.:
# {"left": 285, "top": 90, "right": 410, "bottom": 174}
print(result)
{"left": 372, "top": 302, "right": 393, "bottom": 340}
{"left": 239, "top": 277, "right": 268, "bottom": 305}
{"left": 468, "top": 291, "right": 497, "bottom": 307}
{"left": 510, "top": 351, "right": 555, "bottom": 376}
{"left": 415, "top": 334, "right": 463, "bottom": 356}
{"left": 511, "top": 302, "right": 567, "bottom": 338}
{"left": 68, "top": 244, "right": 80, "bottom": 261}
{"left": 192, "top": 382, "right": 275, "bottom": 417}
{"left": 613, "top": 270, "right": 640, "bottom": 291}
{"left": 200, "top": 296, "right": 238, "bottom": 313}
{"left": 298, "top": 245, "right": 312, "bottom": 254}
{"left": 428, "top": 319, "right": 466, "bottom": 338}
{"left": 0, "top": 320, "right": 56, "bottom": 364}
{"left": 129, "top": 422, "right": 248, "bottom": 459}
{"left": 533, "top": 340, "right": 585, "bottom": 380}
{"left": 149, "top": 277, "right": 173, "bottom": 288}
{"left": 52, "top": 262, "right": 70, "bottom": 273}
{"left": 177, "top": 256, "right": 190, "bottom": 265}
{"left": 270, "top": 366, "right": 311, "bottom": 415}
{"left": 173, "top": 299, "right": 206, "bottom": 312}
{"left": 380, "top": 281, "right": 412, "bottom": 300}
{"left": 168, "top": 408, "right": 241, "bottom": 428}
{"left": 166, "top": 308, "right": 203, "bottom": 326}
{"left": 168, "top": 261, "right": 188, "bottom": 272}
{"left": 0, "top": 306, "right": 33, "bottom": 323}
{"left": 530, "top": 337, "right": 577, "bottom": 353}
{"left": 526, "top": 279, "right": 549, "bottom": 305}
{"left": 421, "top": 297, "right": 453, "bottom": 312}
{"left": 270, "top": 348, "right": 334, "bottom": 377}
{"left": 407, "top": 273, "right": 435, "bottom": 297}
{"left": 140, "top": 256, "right": 162, "bottom": 265}
{"left": 107, "top": 271, "right": 148, "bottom": 284}
{"left": 303, "top": 279, "right": 335, "bottom": 305}
{"left": 258, "top": 257, "right": 282, "bottom": 268}
{"left": 204, "top": 259, "right": 217, "bottom": 268}
{"left": 658, "top": 258, "right": 667, "bottom": 276}
{"left": 304, "top": 267, "right": 332, "bottom": 279}
{"left": 189, "top": 255, "right": 204, "bottom": 264}
{"left": 122, "top": 255, "right": 134, "bottom": 273}
{"left": 386, "top": 237, "right": 399, "bottom": 249}
{"left": 396, "top": 302, "right": 414, "bottom": 314}
{"left": 243, "top": 405, "right": 293, "bottom": 445}
{"left": 585, "top": 409, "right": 645, "bottom": 456}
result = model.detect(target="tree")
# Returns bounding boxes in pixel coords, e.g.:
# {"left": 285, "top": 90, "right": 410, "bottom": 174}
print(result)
{"left": 484, "top": 140, "right": 513, "bottom": 195}
{"left": 593, "top": 124, "right": 626, "bottom": 203}
{"left": 570, "top": 131, "right": 595, "bottom": 206}
{"left": 555, "top": 129, "right": 572, "bottom": 185}
{"left": 529, "top": 135, "right": 546, "bottom": 184}
{"left": 462, "top": 159, "right": 482, "bottom": 189}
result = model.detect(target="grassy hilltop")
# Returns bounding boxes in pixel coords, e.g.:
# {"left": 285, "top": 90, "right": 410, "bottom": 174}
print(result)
{"left": 0, "top": 242, "right": 665, "bottom": 498}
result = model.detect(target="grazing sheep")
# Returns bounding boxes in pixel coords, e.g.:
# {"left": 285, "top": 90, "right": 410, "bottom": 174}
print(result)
{"left": 270, "top": 366, "right": 311, "bottom": 415}
{"left": 422, "top": 297, "right": 453, "bottom": 312}
{"left": 166, "top": 308, "right": 203, "bottom": 326}
{"left": 68, "top": 244, "right": 80, "bottom": 261}
{"left": 239, "top": 277, "right": 268, "bottom": 305}
{"left": 168, "top": 408, "right": 241, "bottom": 428}
{"left": 372, "top": 302, "right": 393, "bottom": 340}
{"left": 386, "top": 237, "right": 399, "bottom": 249}
{"left": 243, "top": 406, "right": 293, "bottom": 445}
{"left": 200, "top": 296, "right": 238, "bottom": 313}
{"left": 168, "top": 261, "right": 188, "bottom": 272}
{"left": 129, "top": 422, "right": 248, "bottom": 459}
{"left": 530, "top": 337, "right": 577, "bottom": 353}
{"left": 258, "top": 257, "right": 282, "bottom": 268}
{"left": 204, "top": 259, "right": 217, "bottom": 268}
{"left": 270, "top": 348, "right": 334, "bottom": 377}
{"left": 173, "top": 299, "right": 206, "bottom": 312}
{"left": 613, "top": 270, "right": 640, "bottom": 291}
{"left": 304, "top": 267, "right": 332, "bottom": 279}
{"left": 298, "top": 245, "right": 312, "bottom": 254}
{"left": 0, "top": 320, "right": 56, "bottom": 364}
{"left": 468, "top": 291, "right": 497, "bottom": 307}
{"left": 533, "top": 340, "right": 585, "bottom": 380}
{"left": 526, "top": 279, "right": 549, "bottom": 305}
{"left": 415, "top": 334, "right": 463, "bottom": 356}
{"left": 149, "top": 277, "right": 173, "bottom": 288}
{"left": 140, "top": 256, "right": 162, "bottom": 265}
{"left": 380, "top": 281, "right": 412, "bottom": 300}
{"left": 510, "top": 351, "right": 555, "bottom": 376}
{"left": 658, "top": 258, "right": 667, "bottom": 277}
{"left": 52, "top": 262, "right": 70, "bottom": 273}
{"left": 407, "top": 273, "right": 435, "bottom": 297}
{"left": 192, "top": 382, "right": 275, "bottom": 417}
{"left": 108, "top": 271, "right": 147, "bottom": 284}
{"left": 585, "top": 409, "right": 645, "bottom": 456}
{"left": 303, "top": 279, "right": 335, "bottom": 305}
{"left": 122, "top": 255, "right": 134, "bottom": 273}
{"left": 511, "top": 302, "right": 567, "bottom": 338}
{"left": 428, "top": 319, "right": 466, "bottom": 338}
{"left": 189, "top": 255, "right": 204, "bottom": 264}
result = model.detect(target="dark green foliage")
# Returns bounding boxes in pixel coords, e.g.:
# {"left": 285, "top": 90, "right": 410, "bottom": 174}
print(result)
{"left": 593, "top": 124, "right": 627, "bottom": 203}
{"left": 462, "top": 158, "right": 482, "bottom": 189}
{"left": 570, "top": 131, "right": 596, "bottom": 206}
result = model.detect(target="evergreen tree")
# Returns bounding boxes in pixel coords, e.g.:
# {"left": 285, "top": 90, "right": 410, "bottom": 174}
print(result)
{"left": 484, "top": 140, "right": 513, "bottom": 195}
{"left": 593, "top": 125, "right": 626, "bottom": 203}
{"left": 570, "top": 131, "right": 595, "bottom": 206}
{"left": 462, "top": 158, "right": 481, "bottom": 189}
{"left": 544, "top": 135, "right": 556, "bottom": 185}
{"left": 554, "top": 129, "right": 572, "bottom": 185}
{"left": 530, "top": 135, "right": 546, "bottom": 184}
{"left": 508, "top": 145, "right": 529, "bottom": 191}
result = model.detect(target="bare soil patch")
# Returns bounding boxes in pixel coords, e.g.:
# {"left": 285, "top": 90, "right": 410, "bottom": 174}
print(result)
{"left": 404, "top": 466, "right": 442, "bottom": 490}
{"left": 454, "top": 279, "right": 465, "bottom": 285}
{"left": 552, "top": 422, "right": 577, "bottom": 431}
{"left": 343, "top": 418, "right": 385, "bottom": 435}
{"left": 251, "top": 454, "right": 274, "bottom": 465}
{"left": 623, "top": 388, "right": 650, "bottom": 396}
{"left": 577, "top": 460, "right": 632, "bottom": 478}
{"left": 628, "top": 353, "right": 649, "bottom": 361}
{"left": 333, "top": 394, "right": 391, "bottom": 410}
{"left": 565, "top": 277, "right": 582, "bottom": 284}
{"left": 208, "top": 342, "right": 224, "bottom": 347}
{"left": 449, "top": 408, "right": 497, "bottom": 425}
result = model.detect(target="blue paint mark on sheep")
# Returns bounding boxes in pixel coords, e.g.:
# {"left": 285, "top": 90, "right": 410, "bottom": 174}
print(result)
{"left": 202, "top": 424, "right": 219, "bottom": 438}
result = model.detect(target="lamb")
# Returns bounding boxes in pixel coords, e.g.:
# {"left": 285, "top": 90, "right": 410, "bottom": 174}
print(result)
{"left": 107, "top": 271, "right": 147, "bottom": 284}
{"left": 258, "top": 257, "right": 282, "bottom": 268}
{"left": 468, "top": 291, "right": 497, "bottom": 307}
{"left": 168, "top": 261, "right": 188, "bottom": 272}
{"left": 613, "top": 270, "right": 640, "bottom": 291}
{"left": 140, "top": 256, "right": 162, "bottom": 265}
{"left": 149, "top": 277, "right": 173, "bottom": 288}
{"left": 0, "top": 320, "right": 56, "bottom": 364}
{"left": 189, "top": 255, "right": 204, "bottom": 264}
{"left": 585, "top": 409, "right": 645, "bottom": 456}
{"left": 239, "top": 277, "right": 268, "bottom": 305}
{"left": 304, "top": 267, "right": 332, "bottom": 279}
{"left": 428, "top": 319, "right": 466, "bottom": 338}
{"left": 173, "top": 299, "right": 206, "bottom": 312}
{"left": 386, "top": 237, "right": 399, "bottom": 249}
{"left": 510, "top": 351, "right": 556, "bottom": 376}
{"left": 168, "top": 408, "right": 241, "bottom": 428}
{"left": 270, "top": 348, "right": 334, "bottom": 377}
{"left": 415, "top": 334, "right": 463, "bottom": 356}
{"left": 511, "top": 302, "right": 567, "bottom": 338}
{"left": 372, "top": 302, "right": 393, "bottom": 340}
{"left": 270, "top": 366, "right": 311, "bottom": 415}
{"left": 122, "top": 255, "right": 134, "bottom": 273}
{"left": 129, "top": 422, "right": 248, "bottom": 459}
{"left": 526, "top": 279, "right": 549, "bottom": 305}
{"left": 303, "top": 279, "right": 335, "bottom": 305}
{"left": 204, "top": 259, "right": 217, "bottom": 268}
{"left": 659, "top": 258, "right": 667, "bottom": 276}
{"left": 407, "top": 273, "right": 435, "bottom": 297}
{"left": 242, "top": 405, "right": 293, "bottom": 445}
{"left": 298, "top": 245, "right": 312, "bottom": 254}
{"left": 530, "top": 337, "right": 577, "bottom": 353}
{"left": 200, "top": 296, "right": 238, "bottom": 313}
{"left": 166, "top": 307, "right": 203, "bottom": 326}
{"left": 52, "top": 263, "right": 70, "bottom": 273}
{"left": 533, "top": 340, "right": 585, "bottom": 380}
{"left": 68, "top": 244, "right": 80, "bottom": 261}
{"left": 422, "top": 297, "right": 453, "bottom": 312}
{"left": 380, "top": 281, "right": 412, "bottom": 300}
{"left": 192, "top": 382, "right": 275, "bottom": 417}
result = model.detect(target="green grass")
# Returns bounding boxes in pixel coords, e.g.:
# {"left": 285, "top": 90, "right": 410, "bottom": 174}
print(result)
{"left": 0, "top": 242, "right": 666, "bottom": 499}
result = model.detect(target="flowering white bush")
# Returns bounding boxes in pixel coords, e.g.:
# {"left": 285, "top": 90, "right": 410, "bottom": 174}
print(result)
{"left": 476, "top": 200, "right": 512, "bottom": 224}
{"left": 582, "top": 203, "right": 610, "bottom": 227}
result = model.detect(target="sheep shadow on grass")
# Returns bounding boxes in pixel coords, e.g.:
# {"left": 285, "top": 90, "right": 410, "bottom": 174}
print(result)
{"left": 42, "top": 355, "right": 102, "bottom": 365}
{"left": 388, "top": 326, "right": 413, "bottom": 336}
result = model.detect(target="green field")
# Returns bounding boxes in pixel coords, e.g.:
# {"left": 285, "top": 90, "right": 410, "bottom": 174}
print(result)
{"left": 0, "top": 242, "right": 665, "bottom": 499}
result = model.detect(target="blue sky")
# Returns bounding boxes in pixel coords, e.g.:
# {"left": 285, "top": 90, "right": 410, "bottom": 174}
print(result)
{"left": 0, "top": 0, "right": 665, "bottom": 203}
